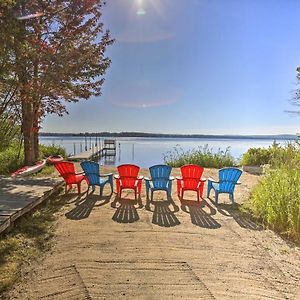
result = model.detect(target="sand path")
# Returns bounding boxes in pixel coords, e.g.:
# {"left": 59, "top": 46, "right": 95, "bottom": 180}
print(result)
{"left": 7, "top": 167, "right": 300, "bottom": 299}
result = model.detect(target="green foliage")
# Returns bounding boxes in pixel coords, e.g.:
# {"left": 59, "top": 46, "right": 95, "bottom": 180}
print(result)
{"left": 0, "top": 144, "right": 66, "bottom": 175}
{"left": 0, "top": 119, "right": 21, "bottom": 151}
{"left": 241, "top": 147, "right": 271, "bottom": 166}
{"left": 164, "top": 145, "right": 236, "bottom": 168}
{"left": 248, "top": 166, "right": 300, "bottom": 242}
{"left": 39, "top": 144, "right": 66, "bottom": 159}
{"left": 0, "top": 142, "right": 23, "bottom": 174}
{"left": 241, "top": 141, "right": 300, "bottom": 167}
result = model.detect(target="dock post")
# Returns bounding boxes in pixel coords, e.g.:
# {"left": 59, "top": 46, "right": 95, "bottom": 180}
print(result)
{"left": 73, "top": 143, "right": 76, "bottom": 156}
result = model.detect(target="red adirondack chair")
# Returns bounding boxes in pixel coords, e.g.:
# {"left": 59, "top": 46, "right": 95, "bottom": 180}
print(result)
{"left": 176, "top": 164, "right": 206, "bottom": 201}
{"left": 54, "top": 161, "right": 87, "bottom": 193}
{"left": 114, "top": 164, "right": 143, "bottom": 199}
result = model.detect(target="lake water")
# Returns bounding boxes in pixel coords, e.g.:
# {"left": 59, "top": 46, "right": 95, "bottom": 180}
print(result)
{"left": 39, "top": 136, "right": 291, "bottom": 167}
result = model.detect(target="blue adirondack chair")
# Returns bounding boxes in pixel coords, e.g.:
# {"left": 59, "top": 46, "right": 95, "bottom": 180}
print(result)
{"left": 80, "top": 161, "right": 113, "bottom": 195}
{"left": 207, "top": 167, "right": 242, "bottom": 205}
{"left": 145, "top": 164, "right": 174, "bottom": 200}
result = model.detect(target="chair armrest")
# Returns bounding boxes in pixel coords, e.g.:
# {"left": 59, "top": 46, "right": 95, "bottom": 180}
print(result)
{"left": 200, "top": 177, "right": 207, "bottom": 182}
{"left": 75, "top": 171, "right": 85, "bottom": 175}
{"left": 176, "top": 176, "right": 182, "bottom": 180}
{"left": 169, "top": 176, "right": 175, "bottom": 181}
{"left": 144, "top": 177, "right": 151, "bottom": 181}
{"left": 137, "top": 176, "right": 144, "bottom": 180}
{"left": 114, "top": 174, "right": 120, "bottom": 179}
{"left": 100, "top": 173, "right": 113, "bottom": 177}
{"left": 236, "top": 180, "right": 241, "bottom": 185}
{"left": 207, "top": 177, "right": 218, "bottom": 183}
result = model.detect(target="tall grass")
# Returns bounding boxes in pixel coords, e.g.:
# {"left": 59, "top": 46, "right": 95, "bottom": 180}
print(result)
{"left": 249, "top": 166, "right": 300, "bottom": 242}
{"left": 0, "top": 142, "right": 24, "bottom": 175}
{"left": 163, "top": 145, "right": 236, "bottom": 168}
{"left": 246, "top": 142, "right": 300, "bottom": 243}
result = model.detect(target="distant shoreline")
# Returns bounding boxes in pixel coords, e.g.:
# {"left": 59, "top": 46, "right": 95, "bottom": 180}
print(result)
{"left": 40, "top": 132, "right": 298, "bottom": 140}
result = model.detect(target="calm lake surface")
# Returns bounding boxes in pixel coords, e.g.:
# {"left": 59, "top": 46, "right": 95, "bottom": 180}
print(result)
{"left": 39, "top": 136, "right": 291, "bottom": 168}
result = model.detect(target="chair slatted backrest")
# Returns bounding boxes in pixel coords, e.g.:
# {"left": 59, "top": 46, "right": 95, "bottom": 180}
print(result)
{"left": 180, "top": 164, "right": 204, "bottom": 189}
{"left": 117, "top": 164, "right": 140, "bottom": 187}
{"left": 80, "top": 161, "right": 99, "bottom": 185}
{"left": 118, "top": 164, "right": 140, "bottom": 179}
{"left": 150, "top": 164, "right": 171, "bottom": 189}
{"left": 218, "top": 168, "right": 242, "bottom": 193}
{"left": 54, "top": 162, "right": 76, "bottom": 184}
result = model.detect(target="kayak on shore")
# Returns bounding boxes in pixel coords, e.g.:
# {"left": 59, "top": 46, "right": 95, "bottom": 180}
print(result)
{"left": 11, "top": 160, "right": 47, "bottom": 177}
{"left": 47, "top": 155, "right": 64, "bottom": 165}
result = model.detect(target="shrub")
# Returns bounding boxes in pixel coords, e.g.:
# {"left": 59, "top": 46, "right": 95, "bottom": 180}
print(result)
{"left": 39, "top": 144, "right": 66, "bottom": 159}
{"left": 241, "top": 141, "right": 300, "bottom": 167}
{"left": 163, "top": 145, "right": 236, "bottom": 168}
{"left": 248, "top": 166, "right": 300, "bottom": 242}
{"left": 241, "top": 147, "right": 271, "bottom": 166}
{"left": 0, "top": 142, "right": 24, "bottom": 175}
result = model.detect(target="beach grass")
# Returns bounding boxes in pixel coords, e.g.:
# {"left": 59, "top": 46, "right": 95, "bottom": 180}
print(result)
{"left": 0, "top": 188, "right": 64, "bottom": 293}
{"left": 164, "top": 144, "right": 236, "bottom": 168}
{"left": 246, "top": 166, "right": 300, "bottom": 243}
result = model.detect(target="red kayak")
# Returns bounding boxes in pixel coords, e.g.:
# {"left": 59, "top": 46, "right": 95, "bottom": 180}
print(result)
{"left": 47, "top": 155, "right": 64, "bottom": 164}
{"left": 11, "top": 160, "right": 46, "bottom": 177}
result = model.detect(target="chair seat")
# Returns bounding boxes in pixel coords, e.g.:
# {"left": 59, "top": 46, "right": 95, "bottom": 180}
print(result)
{"left": 90, "top": 177, "right": 109, "bottom": 186}
{"left": 67, "top": 174, "right": 85, "bottom": 184}
{"left": 149, "top": 179, "right": 169, "bottom": 190}
{"left": 212, "top": 182, "right": 219, "bottom": 191}
{"left": 180, "top": 179, "right": 202, "bottom": 190}
{"left": 119, "top": 178, "right": 140, "bottom": 189}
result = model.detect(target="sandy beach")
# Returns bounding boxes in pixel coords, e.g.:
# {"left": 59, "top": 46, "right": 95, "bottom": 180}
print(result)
{"left": 5, "top": 166, "right": 300, "bottom": 299}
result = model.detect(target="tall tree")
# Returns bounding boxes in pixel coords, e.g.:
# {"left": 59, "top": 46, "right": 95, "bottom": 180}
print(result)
{"left": 0, "top": 0, "right": 113, "bottom": 164}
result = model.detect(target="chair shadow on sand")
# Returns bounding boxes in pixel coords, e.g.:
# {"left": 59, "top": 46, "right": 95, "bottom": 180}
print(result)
{"left": 207, "top": 197, "right": 263, "bottom": 231}
{"left": 180, "top": 198, "right": 221, "bottom": 229}
{"left": 65, "top": 189, "right": 111, "bottom": 220}
{"left": 111, "top": 194, "right": 143, "bottom": 223}
{"left": 145, "top": 196, "right": 180, "bottom": 227}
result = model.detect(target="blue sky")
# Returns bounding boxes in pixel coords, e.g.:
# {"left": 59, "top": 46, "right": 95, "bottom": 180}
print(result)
{"left": 43, "top": 0, "right": 300, "bottom": 135}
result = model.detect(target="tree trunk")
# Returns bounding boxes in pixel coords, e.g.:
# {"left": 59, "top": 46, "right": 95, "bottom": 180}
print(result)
{"left": 33, "top": 127, "right": 39, "bottom": 161}
{"left": 22, "top": 100, "right": 35, "bottom": 165}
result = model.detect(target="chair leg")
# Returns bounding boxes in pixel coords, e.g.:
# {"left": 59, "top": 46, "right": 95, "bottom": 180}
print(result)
{"left": 134, "top": 188, "right": 137, "bottom": 200}
{"left": 207, "top": 181, "right": 212, "bottom": 198}
{"left": 100, "top": 186, "right": 103, "bottom": 196}
{"left": 229, "top": 193, "right": 234, "bottom": 205}
{"left": 181, "top": 189, "right": 184, "bottom": 199}
{"left": 215, "top": 191, "right": 219, "bottom": 205}
{"left": 197, "top": 190, "right": 200, "bottom": 202}
{"left": 151, "top": 190, "right": 153, "bottom": 201}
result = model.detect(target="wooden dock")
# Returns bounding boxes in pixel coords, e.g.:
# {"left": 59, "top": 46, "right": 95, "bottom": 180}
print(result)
{"left": 69, "top": 139, "right": 117, "bottom": 161}
{"left": 68, "top": 145, "right": 103, "bottom": 161}
{"left": 0, "top": 176, "right": 63, "bottom": 234}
